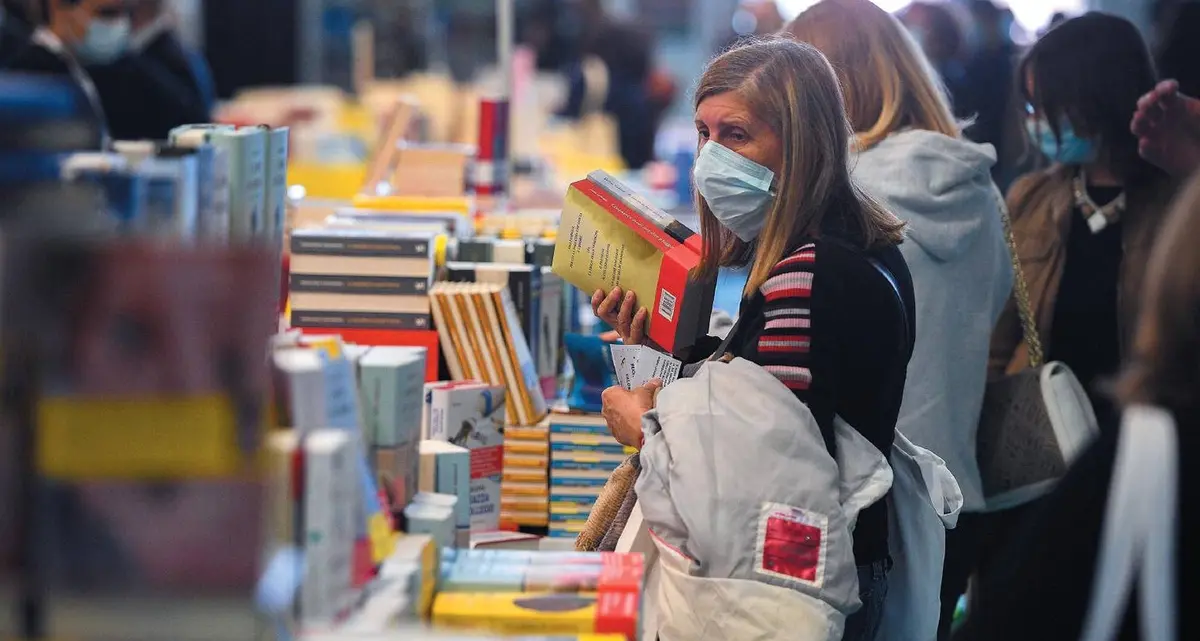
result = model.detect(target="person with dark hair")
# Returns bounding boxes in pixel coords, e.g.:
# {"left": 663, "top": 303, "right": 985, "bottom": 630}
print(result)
{"left": 982, "top": 14, "right": 1180, "bottom": 607}
{"left": 955, "top": 155, "right": 1200, "bottom": 641}
{"left": 1154, "top": 2, "right": 1200, "bottom": 98}
{"left": 992, "top": 12, "right": 1177, "bottom": 428}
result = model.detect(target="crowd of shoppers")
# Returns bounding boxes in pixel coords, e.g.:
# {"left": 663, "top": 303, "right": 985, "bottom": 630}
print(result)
{"left": 595, "top": 1, "right": 1198, "bottom": 639}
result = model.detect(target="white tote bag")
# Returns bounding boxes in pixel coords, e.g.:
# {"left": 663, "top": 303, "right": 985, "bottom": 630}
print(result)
{"left": 1080, "top": 406, "right": 1178, "bottom": 641}
{"left": 876, "top": 432, "right": 963, "bottom": 641}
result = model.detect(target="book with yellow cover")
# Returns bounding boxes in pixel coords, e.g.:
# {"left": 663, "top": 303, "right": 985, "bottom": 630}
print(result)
{"left": 432, "top": 591, "right": 638, "bottom": 639}
{"left": 552, "top": 170, "right": 715, "bottom": 357}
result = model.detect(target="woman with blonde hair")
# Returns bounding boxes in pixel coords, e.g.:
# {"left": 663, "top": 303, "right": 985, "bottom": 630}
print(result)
{"left": 595, "top": 35, "right": 914, "bottom": 640}
{"left": 787, "top": 2, "right": 1013, "bottom": 638}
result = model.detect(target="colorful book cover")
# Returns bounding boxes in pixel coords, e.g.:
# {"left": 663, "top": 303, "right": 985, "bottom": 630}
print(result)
{"left": 553, "top": 170, "right": 715, "bottom": 356}
{"left": 425, "top": 382, "right": 505, "bottom": 532}
{"left": 431, "top": 591, "right": 639, "bottom": 639}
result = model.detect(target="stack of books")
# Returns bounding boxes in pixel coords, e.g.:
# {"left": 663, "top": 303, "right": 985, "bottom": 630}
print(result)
{"left": 500, "top": 420, "right": 550, "bottom": 529}
{"left": 168, "top": 123, "right": 290, "bottom": 246}
{"left": 428, "top": 282, "right": 548, "bottom": 427}
{"left": 359, "top": 345, "right": 428, "bottom": 508}
{"left": 423, "top": 381, "right": 508, "bottom": 537}
{"left": 445, "top": 262, "right": 563, "bottom": 399}
{"left": 547, "top": 412, "right": 633, "bottom": 540}
{"left": 289, "top": 226, "right": 437, "bottom": 332}
{"left": 430, "top": 550, "right": 642, "bottom": 640}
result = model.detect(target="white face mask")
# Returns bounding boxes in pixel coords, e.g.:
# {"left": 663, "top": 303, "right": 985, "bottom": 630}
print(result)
{"left": 692, "top": 140, "right": 776, "bottom": 242}
{"left": 76, "top": 17, "right": 132, "bottom": 65}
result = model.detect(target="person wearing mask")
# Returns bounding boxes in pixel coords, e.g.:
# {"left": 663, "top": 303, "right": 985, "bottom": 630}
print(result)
{"left": 81, "top": 0, "right": 208, "bottom": 141}
{"left": 993, "top": 12, "right": 1176, "bottom": 435}
{"left": 985, "top": 12, "right": 1178, "bottom": 591}
{"left": 955, "top": 154, "right": 1200, "bottom": 641}
{"left": 127, "top": 0, "right": 215, "bottom": 113}
{"left": 595, "top": 36, "right": 915, "bottom": 641}
{"left": 0, "top": 0, "right": 125, "bottom": 145}
{"left": 785, "top": 2, "right": 1012, "bottom": 639}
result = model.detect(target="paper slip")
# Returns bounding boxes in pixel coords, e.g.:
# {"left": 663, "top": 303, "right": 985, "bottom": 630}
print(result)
{"left": 610, "top": 344, "right": 682, "bottom": 390}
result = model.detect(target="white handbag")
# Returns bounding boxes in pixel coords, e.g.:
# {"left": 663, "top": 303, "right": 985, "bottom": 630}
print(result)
{"left": 1080, "top": 406, "right": 1178, "bottom": 641}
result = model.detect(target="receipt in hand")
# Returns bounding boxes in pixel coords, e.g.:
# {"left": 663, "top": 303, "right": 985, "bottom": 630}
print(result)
{"left": 610, "top": 344, "right": 682, "bottom": 390}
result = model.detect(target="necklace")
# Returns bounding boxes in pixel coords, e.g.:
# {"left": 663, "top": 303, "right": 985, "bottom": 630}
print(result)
{"left": 1072, "top": 169, "right": 1126, "bottom": 234}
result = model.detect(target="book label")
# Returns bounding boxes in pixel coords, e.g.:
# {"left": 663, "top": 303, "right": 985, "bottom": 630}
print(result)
{"left": 289, "top": 273, "right": 429, "bottom": 295}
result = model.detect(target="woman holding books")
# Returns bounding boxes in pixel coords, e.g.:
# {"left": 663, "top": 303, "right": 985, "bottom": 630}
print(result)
{"left": 596, "top": 36, "right": 915, "bottom": 641}
{"left": 785, "top": 2, "right": 1012, "bottom": 637}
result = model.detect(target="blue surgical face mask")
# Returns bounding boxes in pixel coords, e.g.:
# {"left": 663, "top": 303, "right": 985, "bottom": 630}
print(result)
{"left": 76, "top": 17, "right": 132, "bottom": 65}
{"left": 1025, "top": 117, "right": 1097, "bottom": 164}
{"left": 693, "top": 140, "right": 776, "bottom": 242}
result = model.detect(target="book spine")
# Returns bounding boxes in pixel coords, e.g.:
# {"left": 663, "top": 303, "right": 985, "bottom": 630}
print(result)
{"left": 266, "top": 127, "right": 290, "bottom": 246}
{"left": 291, "top": 235, "right": 432, "bottom": 257}
{"left": 587, "top": 169, "right": 696, "bottom": 244}
{"left": 239, "top": 126, "right": 270, "bottom": 240}
{"left": 290, "top": 310, "right": 432, "bottom": 331}
{"left": 289, "top": 273, "right": 430, "bottom": 295}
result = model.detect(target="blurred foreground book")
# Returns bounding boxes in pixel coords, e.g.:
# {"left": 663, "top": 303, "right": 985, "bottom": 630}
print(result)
{"left": 1, "top": 238, "right": 279, "bottom": 641}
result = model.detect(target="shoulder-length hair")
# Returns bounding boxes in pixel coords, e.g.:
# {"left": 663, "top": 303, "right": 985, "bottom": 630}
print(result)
{"left": 692, "top": 36, "right": 905, "bottom": 296}
{"left": 1116, "top": 171, "right": 1200, "bottom": 419}
{"left": 1019, "top": 13, "right": 1159, "bottom": 182}
{"left": 784, "top": 0, "right": 960, "bottom": 150}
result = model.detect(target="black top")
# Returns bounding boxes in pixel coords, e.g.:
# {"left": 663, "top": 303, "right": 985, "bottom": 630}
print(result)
{"left": 955, "top": 409, "right": 1197, "bottom": 641}
{"left": 1047, "top": 185, "right": 1124, "bottom": 430}
{"left": 691, "top": 235, "right": 916, "bottom": 565}
{"left": 87, "top": 31, "right": 211, "bottom": 142}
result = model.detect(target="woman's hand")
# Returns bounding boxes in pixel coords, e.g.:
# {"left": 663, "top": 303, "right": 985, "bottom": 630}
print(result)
{"left": 591, "top": 287, "right": 648, "bottom": 345}
{"left": 601, "top": 379, "right": 663, "bottom": 449}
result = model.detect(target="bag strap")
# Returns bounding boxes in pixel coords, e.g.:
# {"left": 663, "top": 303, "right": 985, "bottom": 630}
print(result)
{"left": 998, "top": 198, "right": 1045, "bottom": 367}
{"left": 1079, "top": 406, "right": 1178, "bottom": 641}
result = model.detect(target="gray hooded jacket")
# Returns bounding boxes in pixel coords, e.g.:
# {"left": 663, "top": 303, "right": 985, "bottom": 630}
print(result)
{"left": 852, "top": 129, "right": 1013, "bottom": 512}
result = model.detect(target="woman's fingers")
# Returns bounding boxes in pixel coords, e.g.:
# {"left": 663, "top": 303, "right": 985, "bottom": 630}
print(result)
{"left": 616, "top": 290, "right": 637, "bottom": 338}
{"left": 628, "top": 308, "right": 648, "bottom": 345}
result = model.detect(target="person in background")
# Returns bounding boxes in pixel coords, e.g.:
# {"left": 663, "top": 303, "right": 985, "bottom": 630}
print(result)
{"left": 81, "top": 0, "right": 208, "bottom": 141}
{"left": 897, "top": 2, "right": 968, "bottom": 117}
{"left": 958, "top": 0, "right": 1021, "bottom": 187}
{"left": 0, "top": 0, "right": 124, "bottom": 144}
{"left": 722, "top": 0, "right": 786, "bottom": 49}
{"left": 596, "top": 36, "right": 915, "bottom": 641}
{"left": 785, "top": 2, "right": 1012, "bottom": 638}
{"left": 127, "top": 0, "right": 214, "bottom": 113}
{"left": 558, "top": 0, "right": 656, "bottom": 169}
{"left": 1153, "top": 2, "right": 1200, "bottom": 99}
{"left": 955, "top": 153, "right": 1200, "bottom": 641}
{"left": 985, "top": 12, "right": 1177, "bottom": 595}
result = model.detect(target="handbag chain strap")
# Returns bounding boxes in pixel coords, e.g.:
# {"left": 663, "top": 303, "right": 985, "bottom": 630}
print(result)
{"left": 999, "top": 195, "right": 1045, "bottom": 368}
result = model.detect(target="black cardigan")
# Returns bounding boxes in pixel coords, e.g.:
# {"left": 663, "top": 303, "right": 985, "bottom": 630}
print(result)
{"left": 689, "top": 236, "right": 916, "bottom": 566}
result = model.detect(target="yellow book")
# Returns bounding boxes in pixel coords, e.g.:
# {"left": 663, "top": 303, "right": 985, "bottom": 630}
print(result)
{"left": 552, "top": 170, "right": 712, "bottom": 356}
{"left": 432, "top": 592, "right": 639, "bottom": 639}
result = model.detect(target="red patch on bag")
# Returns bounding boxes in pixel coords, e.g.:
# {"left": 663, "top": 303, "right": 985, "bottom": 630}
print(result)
{"left": 762, "top": 511, "right": 823, "bottom": 583}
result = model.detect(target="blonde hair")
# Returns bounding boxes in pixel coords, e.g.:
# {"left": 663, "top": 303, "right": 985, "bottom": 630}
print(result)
{"left": 692, "top": 37, "right": 906, "bottom": 296}
{"left": 785, "top": 0, "right": 960, "bottom": 150}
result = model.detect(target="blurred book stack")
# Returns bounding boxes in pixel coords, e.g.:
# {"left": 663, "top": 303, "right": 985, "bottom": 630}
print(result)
{"left": 500, "top": 421, "right": 550, "bottom": 530}
{"left": 430, "top": 550, "right": 642, "bottom": 639}
{"left": 547, "top": 413, "right": 635, "bottom": 540}
{"left": 289, "top": 226, "right": 437, "bottom": 332}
